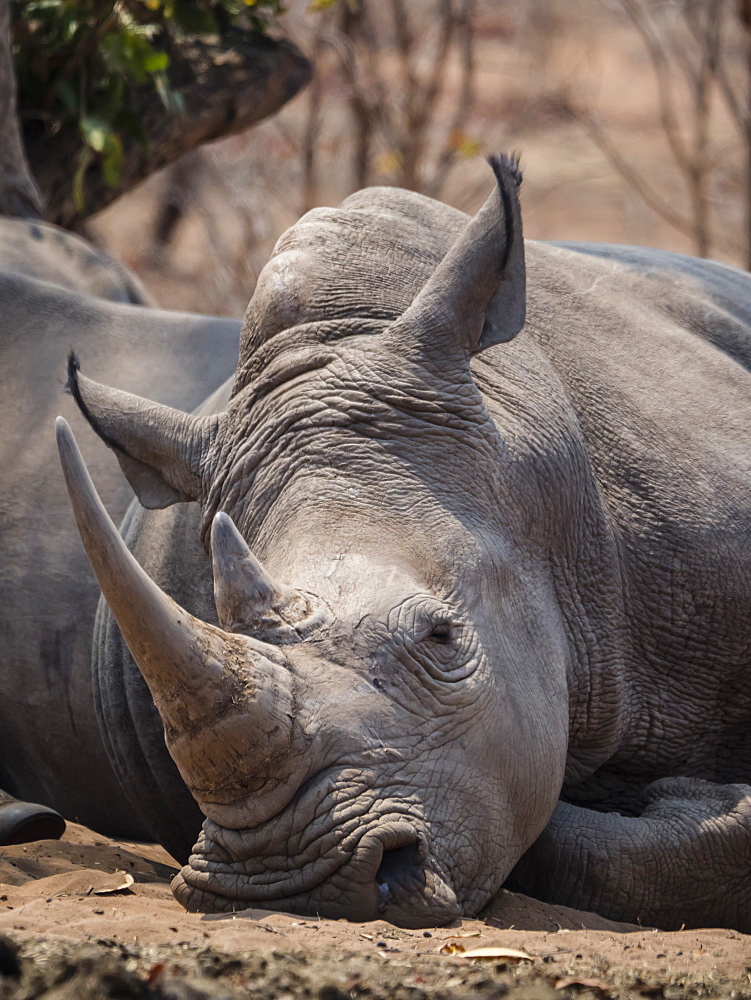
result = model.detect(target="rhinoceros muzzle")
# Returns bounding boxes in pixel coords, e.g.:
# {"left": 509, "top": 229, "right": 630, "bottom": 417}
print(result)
{"left": 173, "top": 806, "right": 461, "bottom": 927}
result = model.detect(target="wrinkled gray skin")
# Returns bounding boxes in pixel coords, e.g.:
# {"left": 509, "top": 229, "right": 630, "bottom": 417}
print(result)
{"left": 56, "top": 160, "right": 751, "bottom": 932}
{"left": 0, "top": 218, "right": 239, "bottom": 833}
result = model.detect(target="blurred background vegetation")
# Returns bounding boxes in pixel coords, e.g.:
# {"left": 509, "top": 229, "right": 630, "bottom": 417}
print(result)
{"left": 9, "top": 0, "right": 306, "bottom": 225}
{"left": 11, "top": 0, "right": 751, "bottom": 316}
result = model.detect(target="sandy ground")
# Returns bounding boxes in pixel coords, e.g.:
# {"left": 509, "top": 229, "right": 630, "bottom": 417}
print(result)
{"left": 0, "top": 824, "right": 748, "bottom": 999}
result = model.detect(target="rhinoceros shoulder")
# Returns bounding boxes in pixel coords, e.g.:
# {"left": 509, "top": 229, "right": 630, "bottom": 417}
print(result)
{"left": 0, "top": 218, "right": 152, "bottom": 306}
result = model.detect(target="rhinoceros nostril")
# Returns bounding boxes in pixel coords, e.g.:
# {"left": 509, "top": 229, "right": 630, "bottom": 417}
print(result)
{"left": 376, "top": 839, "right": 426, "bottom": 910}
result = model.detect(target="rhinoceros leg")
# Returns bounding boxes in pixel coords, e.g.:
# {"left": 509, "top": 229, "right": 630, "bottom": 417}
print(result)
{"left": 507, "top": 777, "right": 751, "bottom": 933}
{"left": 0, "top": 788, "right": 65, "bottom": 846}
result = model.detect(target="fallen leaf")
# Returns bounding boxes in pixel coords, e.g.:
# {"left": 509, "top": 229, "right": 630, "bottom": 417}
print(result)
{"left": 457, "top": 946, "right": 534, "bottom": 962}
{"left": 93, "top": 871, "right": 134, "bottom": 895}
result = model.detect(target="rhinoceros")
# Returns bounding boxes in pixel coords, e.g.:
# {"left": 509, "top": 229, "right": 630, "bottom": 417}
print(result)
{"left": 0, "top": 219, "right": 240, "bottom": 840}
{"left": 17, "top": 155, "right": 751, "bottom": 931}
{"left": 0, "top": 217, "right": 152, "bottom": 305}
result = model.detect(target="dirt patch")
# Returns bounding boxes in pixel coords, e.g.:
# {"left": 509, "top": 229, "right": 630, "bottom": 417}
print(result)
{"left": 0, "top": 824, "right": 748, "bottom": 999}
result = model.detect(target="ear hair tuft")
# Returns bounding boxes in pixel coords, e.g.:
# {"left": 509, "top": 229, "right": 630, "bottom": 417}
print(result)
{"left": 484, "top": 153, "right": 523, "bottom": 278}
{"left": 487, "top": 153, "right": 522, "bottom": 190}
{"left": 64, "top": 352, "right": 80, "bottom": 395}
{"left": 64, "top": 352, "right": 126, "bottom": 456}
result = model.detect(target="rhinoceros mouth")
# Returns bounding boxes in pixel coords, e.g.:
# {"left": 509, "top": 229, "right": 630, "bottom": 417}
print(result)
{"left": 171, "top": 817, "right": 461, "bottom": 927}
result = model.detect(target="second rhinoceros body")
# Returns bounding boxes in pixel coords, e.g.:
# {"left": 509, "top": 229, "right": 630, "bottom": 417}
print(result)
{"left": 57, "top": 158, "right": 751, "bottom": 931}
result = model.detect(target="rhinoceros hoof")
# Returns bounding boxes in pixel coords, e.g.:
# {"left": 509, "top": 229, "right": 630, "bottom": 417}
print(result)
{"left": 0, "top": 799, "right": 66, "bottom": 846}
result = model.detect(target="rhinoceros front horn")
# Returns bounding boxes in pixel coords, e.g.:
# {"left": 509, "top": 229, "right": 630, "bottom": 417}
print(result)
{"left": 56, "top": 417, "right": 302, "bottom": 820}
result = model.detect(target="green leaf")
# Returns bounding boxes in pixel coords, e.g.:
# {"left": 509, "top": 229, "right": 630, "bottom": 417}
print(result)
{"left": 142, "top": 49, "right": 169, "bottom": 73}
{"left": 14, "top": 0, "right": 286, "bottom": 206}
{"left": 80, "top": 115, "right": 112, "bottom": 153}
{"left": 97, "top": 74, "right": 125, "bottom": 121}
{"left": 101, "top": 132, "right": 123, "bottom": 186}
{"left": 171, "top": 89, "right": 185, "bottom": 115}
{"left": 72, "top": 147, "right": 93, "bottom": 213}
{"left": 60, "top": 7, "right": 80, "bottom": 41}
{"left": 100, "top": 33, "right": 127, "bottom": 76}
{"left": 153, "top": 71, "right": 183, "bottom": 114}
{"left": 24, "top": 0, "right": 65, "bottom": 13}
{"left": 153, "top": 71, "right": 170, "bottom": 108}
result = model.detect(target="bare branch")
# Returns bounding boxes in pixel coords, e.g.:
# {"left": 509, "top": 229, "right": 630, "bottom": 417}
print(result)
{"left": 425, "top": 0, "right": 476, "bottom": 198}
{"left": 335, "top": 5, "right": 380, "bottom": 189}
{"left": 706, "top": 11, "right": 748, "bottom": 132}
{"left": 738, "top": 0, "right": 751, "bottom": 267}
{"left": 390, "top": 0, "right": 418, "bottom": 102}
{"left": 619, "top": 0, "right": 693, "bottom": 178}
{"left": 399, "top": 0, "right": 457, "bottom": 188}
{"left": 604, "top": 0, "right": 751, "bottom": 261}
{"left": 576, "top": 106, "right": 743, "bottom": 257}
{"left": 301, "top": 19, "right": 328, "bottom": 213}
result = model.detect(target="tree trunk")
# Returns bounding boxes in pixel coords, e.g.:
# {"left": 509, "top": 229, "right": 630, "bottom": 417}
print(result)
{"left": 22, "top": 28, "right": 311, "bottom": 229}
{"left": 0, "top": 0, "right": 42, "bottom": 218}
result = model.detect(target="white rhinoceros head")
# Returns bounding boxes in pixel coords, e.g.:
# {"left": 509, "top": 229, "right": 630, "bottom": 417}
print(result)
{"left": 57, "top": 157, "right": 571, "bottom": 927}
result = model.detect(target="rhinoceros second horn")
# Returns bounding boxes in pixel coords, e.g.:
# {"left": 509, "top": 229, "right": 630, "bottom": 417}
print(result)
{"left": 211, "top": 511, "right": 281, "bottom": 631}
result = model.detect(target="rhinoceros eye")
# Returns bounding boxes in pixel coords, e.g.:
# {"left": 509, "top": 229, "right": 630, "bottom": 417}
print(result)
{"left": 427, "top": 621, "right": 453, "bottom": 644}
{"left": 390, "top": 599, "right": 475, "bottom": 681}
{"left": 387, "top": 597, "right": 462, "bottom": 652}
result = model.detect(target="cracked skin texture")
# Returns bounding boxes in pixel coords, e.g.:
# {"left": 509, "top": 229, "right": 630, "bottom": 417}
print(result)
{"left": 58, "top": 172, "right": 751, "bottom": 932}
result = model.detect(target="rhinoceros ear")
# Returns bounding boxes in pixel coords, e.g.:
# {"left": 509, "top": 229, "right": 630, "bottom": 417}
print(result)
{"left": 393, "top": 154, "right": 525, "bottom": 355}
{"left": 65, "top": 354, "right": 222, "bottom": 508}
